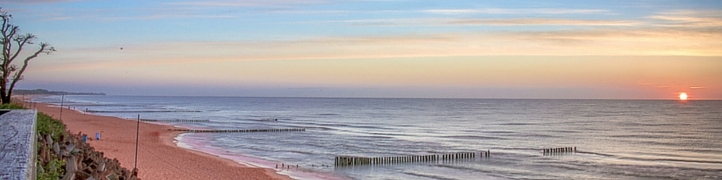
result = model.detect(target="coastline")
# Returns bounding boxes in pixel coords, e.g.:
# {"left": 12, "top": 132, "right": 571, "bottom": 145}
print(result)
{"left": 32, "top": 102, "right": 292, "bottom": 180}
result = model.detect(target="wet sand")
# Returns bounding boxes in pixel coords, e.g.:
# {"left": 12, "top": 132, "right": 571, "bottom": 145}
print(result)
{"left": 33, "top": 102, "right": 292, "bottom": 180}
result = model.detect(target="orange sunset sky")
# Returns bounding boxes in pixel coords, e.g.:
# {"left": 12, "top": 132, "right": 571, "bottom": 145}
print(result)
{"left": 4, "top": 0, "right": 722, "bottom": 99}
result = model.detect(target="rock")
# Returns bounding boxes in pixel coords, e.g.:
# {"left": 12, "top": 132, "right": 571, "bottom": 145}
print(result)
{"left": 38, "top": 142, "right": 49, "bottom": 164}
{"left": 66, "top": 144, "right": 75, "bottom": 151}
{"left": 66, "top": 156, "right": 78, "bottom": 174}
{"left": 37, "top": 131, "right": 138, "bottom": 180}
{"left": 46, "top": 134, "right": 53, "bottom": 146}
{"left": 71, "top": 148, "right": 81, "bottom": 155}
{"left": 76, "top": 169, "right": 91, "bottom": 179}
{"left": 53, "top": 142, "right": 61, "bottom": 157}
{"left": 61, "top": 171, "right": 75, "bottom": 180}
{"left": 105, "top": 173, "right": 118, "bottom": 180}
{"left": 97, "top": 161, "right": 106, "bottom": 172}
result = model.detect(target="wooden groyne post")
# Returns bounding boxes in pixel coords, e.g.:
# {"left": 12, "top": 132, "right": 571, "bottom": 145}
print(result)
{"left": 141, "top": 119, "right": 210, "bottom": 123}
{"left": 334, "top": 150, "right": 491, "bottom": 167}
{"left": 168, "top": 128, "right": 306, "bottom": 133}
{"left": 542, "top": 147, "right": 576, "bottom": 155}
{"left": 85, "top": 110, "right": 202, "bottom": 113}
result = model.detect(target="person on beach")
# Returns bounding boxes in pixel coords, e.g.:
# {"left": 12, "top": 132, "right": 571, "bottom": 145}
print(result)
{"left": 96, "top": 132, "right": 101, "bottom": 140}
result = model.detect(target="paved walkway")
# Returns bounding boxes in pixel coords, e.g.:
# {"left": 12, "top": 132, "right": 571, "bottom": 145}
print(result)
{"left": 0, "top": 110, "right": 37, "bottom": 180}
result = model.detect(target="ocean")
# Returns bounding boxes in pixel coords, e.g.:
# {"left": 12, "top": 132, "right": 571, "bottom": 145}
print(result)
{"left": 32, "top": 95, "right": 722, "bottom": 180}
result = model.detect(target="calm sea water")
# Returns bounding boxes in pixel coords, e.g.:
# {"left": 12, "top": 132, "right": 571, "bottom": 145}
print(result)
{"left": 34, "top": 96, "right": 722, "bottom": 180}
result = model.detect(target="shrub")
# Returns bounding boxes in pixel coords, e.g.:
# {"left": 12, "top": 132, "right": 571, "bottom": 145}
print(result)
{"left": 36, "top": 112, "right": 66, "bottom": 142}
{"left": 0, "top": 103, "right": 24, "bottom": 109}
{"left": 37, "top": 158, "right": 65, "bottom": 180}
{"left": 36, "top": 112, "right": 68, "bottom": 180}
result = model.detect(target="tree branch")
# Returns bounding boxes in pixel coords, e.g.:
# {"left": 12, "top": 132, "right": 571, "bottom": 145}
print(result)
{"left": 8, "top": 34, "right": 33, "bottom": 65}
{"left": 9, "top": 43, "right": 54, "bottom": 97}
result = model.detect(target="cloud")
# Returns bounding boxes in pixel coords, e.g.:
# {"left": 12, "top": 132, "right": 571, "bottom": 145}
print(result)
{"left": 424, "top": 8, "right": 609, "bottom": 15}
{"left": 168, "top": 0, "right": 330, "bottom": 7}
{"left": 1, "top": 0, "right": 78, "bottom": 4}
{"left": 649, "top": 10, "right": 722, "bottom": 27}
{"left": 443, "top": 18, "right": 637, "bottom": 26}
{"left": 295, "top": 17, "right": 638, "bottom": 27}
{"left": 30, "top": 5, "right": 239, "bottom": 22}
{"left": 34, "top": 25, "right": 721, "bottom": 73}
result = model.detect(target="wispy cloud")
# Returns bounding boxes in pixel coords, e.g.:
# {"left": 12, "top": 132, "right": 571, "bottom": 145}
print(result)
{"left": 1, "top": 0, "right": 78, "bottom": 4}
{"left": 168, "top": 0, "right": 330, "bottom": 7}
{"left": 424, "top": 8, "right": 609, "bottom": 15}
{"left": 295, "top": 18, "right": 638, "bottom": 27}
{"left": 33, "top": 5, "right": 239, "bottom": 22}
{"left": 649, "top": 9, "right": 722, "bottom": 27}
{"left": 443, "top": 18, "right": 637, "bottom": 26}
{"left": 38, "top": 25, "right": 721, "bottom": 73}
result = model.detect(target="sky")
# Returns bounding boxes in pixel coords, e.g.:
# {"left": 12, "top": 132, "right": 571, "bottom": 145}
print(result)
{"left": 2, "top": 0, "right": 722, "bottom": 99}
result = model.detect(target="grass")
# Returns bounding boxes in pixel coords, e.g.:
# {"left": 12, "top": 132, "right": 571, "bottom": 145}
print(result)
{"left": 0, "top": 103, "right": 25, "bottom": 109}
{"left": 36, "top": 112, "right": 66, "bottom": 142}
{"left": 37, "top": 158, "right": 65, "bottom": 180}
{"left": 36, "top": 111, "right": 68, "bottom": 180}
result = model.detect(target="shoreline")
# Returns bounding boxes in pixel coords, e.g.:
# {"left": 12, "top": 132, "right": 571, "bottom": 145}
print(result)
{"left": 31, "top": 101, "right": 292, "bottom": 180}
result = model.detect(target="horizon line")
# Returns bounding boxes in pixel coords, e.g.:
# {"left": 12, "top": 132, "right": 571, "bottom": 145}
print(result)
{"left": 40, "top": 94, "right": 722, "bottom": 101}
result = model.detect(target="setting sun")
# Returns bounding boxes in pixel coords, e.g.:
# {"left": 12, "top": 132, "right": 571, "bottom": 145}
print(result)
{"left": 679, "top": 92, "right": 688, "bottom": 100}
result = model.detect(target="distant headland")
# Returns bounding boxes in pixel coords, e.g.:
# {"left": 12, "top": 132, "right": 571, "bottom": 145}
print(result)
{"left": 14, "top": 89, "right": 106, "bottom": 95}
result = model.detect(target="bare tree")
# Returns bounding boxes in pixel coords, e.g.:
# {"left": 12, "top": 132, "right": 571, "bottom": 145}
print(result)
{"left": 1, "top": 8, "right": 55, "bottom": 104}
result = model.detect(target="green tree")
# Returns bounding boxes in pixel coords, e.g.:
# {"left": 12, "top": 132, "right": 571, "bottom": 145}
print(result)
{"left": 1, "top": 7, "right": 55, "bottom": 104}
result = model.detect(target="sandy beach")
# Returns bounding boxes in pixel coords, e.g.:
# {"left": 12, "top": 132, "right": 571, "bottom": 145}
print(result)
{"left": 32, "top": 102, "right": 292, "bottom": 180}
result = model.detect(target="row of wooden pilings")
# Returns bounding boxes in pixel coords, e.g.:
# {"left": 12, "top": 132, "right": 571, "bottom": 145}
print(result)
{"left": 85, "top": 109, "right": 203, "bottom": 113}
{"left": 168, "top": 128, "right": 306, "bottom": 133}
{"left": 543, "top": 147, "right": 576, "bottom": 154}
{"left": 335, "top": 150, "right": 490, "bottom": 166}
{"left": 141, "top": 119, "right": 210, "bottom": 123}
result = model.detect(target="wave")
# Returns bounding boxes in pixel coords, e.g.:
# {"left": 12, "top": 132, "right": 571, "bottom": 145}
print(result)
{"left": 402, "top": 171, "right": 457, "bottom": 180}
{"left": 441, "top": 135, "right": 507, "bottom": 140}
{"left": 316, "top": 113, "right": 340, "bottom": 116}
